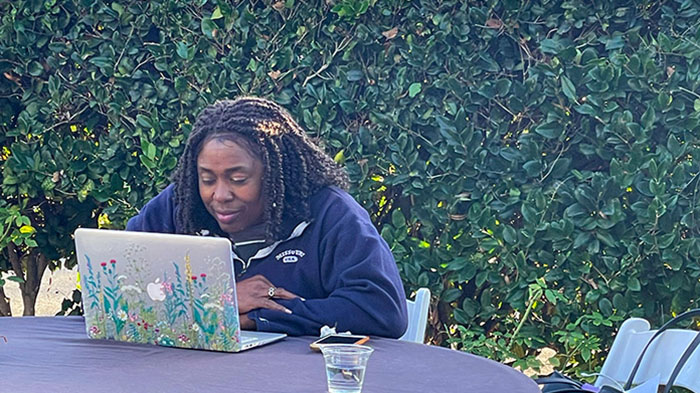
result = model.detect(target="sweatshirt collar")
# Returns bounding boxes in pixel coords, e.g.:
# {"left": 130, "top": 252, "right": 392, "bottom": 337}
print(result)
{"left": 236, "top": 220, "right": 311, "bottom": 273}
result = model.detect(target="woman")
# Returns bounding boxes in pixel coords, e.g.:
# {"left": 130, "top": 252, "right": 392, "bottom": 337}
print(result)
{"left": 127, "top": 97, "right": 408, "bottom": 338}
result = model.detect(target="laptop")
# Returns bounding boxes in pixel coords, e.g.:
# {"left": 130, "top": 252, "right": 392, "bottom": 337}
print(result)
{"left": 74, "top": 228, "right": 286, "bottom": 352}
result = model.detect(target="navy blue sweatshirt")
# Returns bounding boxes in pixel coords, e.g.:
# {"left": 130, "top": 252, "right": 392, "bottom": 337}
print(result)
{"left": 127, "top": 185, "right": 408, "bottom": 338}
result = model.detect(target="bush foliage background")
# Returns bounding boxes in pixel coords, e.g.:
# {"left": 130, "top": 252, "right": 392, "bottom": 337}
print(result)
{"left": 2, "top": 0, "right": 700, "bottom": 374}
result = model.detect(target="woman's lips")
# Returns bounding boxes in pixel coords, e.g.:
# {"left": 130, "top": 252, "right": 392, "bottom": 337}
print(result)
{"left": 214, "top": 210, "right": 241, "bottom": 224}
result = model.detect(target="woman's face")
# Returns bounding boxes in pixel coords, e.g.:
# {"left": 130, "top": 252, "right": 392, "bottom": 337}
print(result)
{"left": 196, "top": 138, "right": 265, "bottom": 236}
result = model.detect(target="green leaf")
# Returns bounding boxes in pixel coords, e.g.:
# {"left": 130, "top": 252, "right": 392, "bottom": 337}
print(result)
{"left": 596, "top": 231, "right": 615, "bottom": 248}
{"left": 586, "top": 290, "right": 600, "bottom": 304}
{"left": 612, "top": 293, "right": 626, "bottom": 309}
{"left": 140, "top": 155, "right": 155, "bottom": 169}
{"left": 391, "top": 209, "right": 405, "bottom": 228}
{"left": 147, "top": 143, "right": 156, "bottom": 159}
{"left": 657, "top": 92, "right": 672, "bottom": 109}
{"left": 201, "top": 17, "right": 216, "bottom": 38}
{"left": 540, "top": 38, "right": 564, "bottom": 55}
{"left": 475, "top": 271, "right": 488, "bottom": 287}
{"left": 111, "top": 2, "right": 124, "bottom": 16}
{"left": 246, "top": 58, "right": 257, "bottom": 72}
{"left": 628, "top": 277, "right": 641, "bottom": 291}
{"left": 663, "top": 249, "right": 683, "bottom": 271}
{"left": 163, "top": 155, "right": 178, "bottom": 170}
{"left": 441, "top": 288, "right": 462, "bottom": 303}
{"left": 211, "top": 6, "right": 223, "bottom": 19}
{"left": 503, "top": 225, "right": 517, "bottom": 244}
{"left": 523, "top": 160, "right": 542, "bottom": 177}
{"left": 174, "top": 76, "right": 188, "bottom": 93}
{"left": 694, "top": 99, "right": 700, "bottom": 112}
{"left": 587, "top": 239, "right": 600, "bottom": 254}
{"left": 521, "top": 204, "right": 537, "bottom": 224}
{"left": 667, "top": 134, "right": 683, "bottom": 157}
{"left": 28, "top": 61, "right": 43, "bottom": 76}
{"left": 534, "top": 121, "right": 562, "bottom": 139}
{"left": 346, "top": 70, "right": 363, "bottom": 81}
{"left": 176, "top": 42, "right": 190, "bottom": 59}
{"left": 6, "top": 275, "right": 24, "bottom": 283}
{"left": 641, "top": 106, "right": 655, "bottom": 129}
{"left": 605, "top": 34, "right": 625, "bottom": 50}
{"left": 89, "top": 56, "right": 112, "bottom": 68}
{"left": 609, "top": 158, "right": 622, "bottom": 177}
{"left": 598, "top": 298, "right": 613, "bottom": 317}
{"left": 495, "top": 79, "right": 511, "bottom": 96}
{"left": 453, "top": 308, "right": 472, "bottom": 325}
{"left": 657, "top": 32, "right": 671, "bottom": 51}
{"left": 575, "top": 104, "right": 597, "bottom": 116}
{"left": 658, "top": 232, "right": 675, "bottom": 249}
{"left": 573, "top": 232, "right": 591, "bottom": 249}
{"left": 136, "top": 114, "right": 153, "bottom": 129}
{"left": 560, "top": 75, "right": 577, "bottom": 102}
{"left": 408, "top": 83, "right": 422, "bottom": 98}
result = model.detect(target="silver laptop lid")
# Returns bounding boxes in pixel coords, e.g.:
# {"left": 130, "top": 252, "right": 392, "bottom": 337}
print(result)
{"left": 74, "top": 228, "right": 243, "bottom": 352}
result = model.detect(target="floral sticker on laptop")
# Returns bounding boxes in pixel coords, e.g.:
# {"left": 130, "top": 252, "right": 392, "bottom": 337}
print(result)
{"left": 81, "top": 250, "right": 240, "bottom": 352}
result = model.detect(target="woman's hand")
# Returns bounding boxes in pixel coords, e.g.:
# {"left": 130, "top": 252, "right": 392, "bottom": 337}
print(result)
{"left": 236, "top": 274, "right": 300, "bottom": 314}
{"left": 240, "top": 313, "right": 255, "bottom": 330}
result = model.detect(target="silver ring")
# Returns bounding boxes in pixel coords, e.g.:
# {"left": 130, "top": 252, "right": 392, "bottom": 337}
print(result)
{"left": 268, "top": 286, "right": 276, "bottom": 298}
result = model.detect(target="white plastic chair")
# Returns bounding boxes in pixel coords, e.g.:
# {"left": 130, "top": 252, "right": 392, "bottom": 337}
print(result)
{"left": 399, "top": 287, "right": 431, "bottom": 343}
{"left": 595, "top": 317, "right": 700, "bottom": 392}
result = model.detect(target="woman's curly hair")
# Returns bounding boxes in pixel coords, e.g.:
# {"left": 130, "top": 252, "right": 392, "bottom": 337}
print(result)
{"left": 172, "top": 96, "right": 349, "bottom": 242}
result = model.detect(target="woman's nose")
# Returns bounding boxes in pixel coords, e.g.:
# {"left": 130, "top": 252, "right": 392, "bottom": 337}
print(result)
{"left": 212, "top": 182, "right": 233, "bottom": 202}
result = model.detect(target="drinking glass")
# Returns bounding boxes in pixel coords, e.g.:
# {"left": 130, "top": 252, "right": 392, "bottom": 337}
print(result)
{"left": 320, "top": 344, "right": 374, "bottom": 393}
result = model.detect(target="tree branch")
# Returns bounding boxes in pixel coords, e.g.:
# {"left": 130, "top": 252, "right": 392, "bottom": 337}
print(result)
{"left": 21, "top": 252, "right": 46, "bottom": 316}
{"left": 303, "top": 35, "right": 353, "bottom": 87}
{"left": 0, "top": 286, "right": 11, "bottom": 316}
{"left": 7, "top": 244, "right": 23, "bottom": 282}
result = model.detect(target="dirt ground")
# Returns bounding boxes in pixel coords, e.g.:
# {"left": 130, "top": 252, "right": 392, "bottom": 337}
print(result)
{"left": 2, "top": 266, "right": 78, "bottom": 316}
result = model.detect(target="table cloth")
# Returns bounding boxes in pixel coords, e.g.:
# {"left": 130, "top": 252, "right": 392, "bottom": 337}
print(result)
{"left": 0, "top": 316, "right": 540, "bottom": 393}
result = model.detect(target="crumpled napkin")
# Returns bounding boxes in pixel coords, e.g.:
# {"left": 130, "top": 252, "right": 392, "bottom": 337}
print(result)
{"left": 319, "top": 325, "right": 353, "bottom": 337}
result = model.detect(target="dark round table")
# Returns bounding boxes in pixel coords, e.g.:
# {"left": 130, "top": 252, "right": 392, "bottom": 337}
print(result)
{"left": 0, "top": 316, "right": 539, "bottom": 392}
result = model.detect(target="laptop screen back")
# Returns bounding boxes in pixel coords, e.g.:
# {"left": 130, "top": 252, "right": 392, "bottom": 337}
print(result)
{"left": 74, "top": 228, "right": 243, "bottom": 352}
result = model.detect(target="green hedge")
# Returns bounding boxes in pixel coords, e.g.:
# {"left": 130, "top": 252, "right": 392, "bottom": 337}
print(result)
{"left": 3, "top": 0, "right": 700, "bottom": 374}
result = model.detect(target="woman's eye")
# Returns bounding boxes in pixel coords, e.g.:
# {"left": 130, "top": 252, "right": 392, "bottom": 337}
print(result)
{"left": 231, "top": 178, "right": 247, "bottom": 184}
{"left": 201, "top": 178, "right": 215, "bottom": 185}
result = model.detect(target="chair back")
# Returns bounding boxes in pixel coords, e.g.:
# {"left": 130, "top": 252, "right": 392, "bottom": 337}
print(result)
{"left": 399, "top": 287, "right": 430, "bottom": 343}
{"left": 596, "top": 318, "right": 700, "bottom": 392}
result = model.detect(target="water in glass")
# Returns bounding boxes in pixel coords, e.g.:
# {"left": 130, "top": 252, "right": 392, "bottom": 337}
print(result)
{"left": 325, "top": 364, "right": 366, "bottom": 393}
{"left": 320, "top": 344, "right": 373, "bottom": 393}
